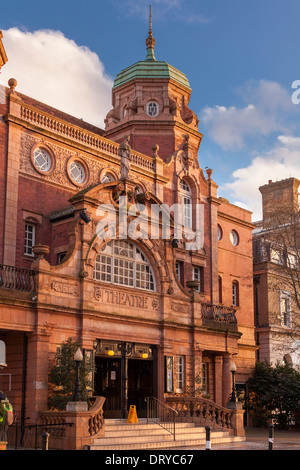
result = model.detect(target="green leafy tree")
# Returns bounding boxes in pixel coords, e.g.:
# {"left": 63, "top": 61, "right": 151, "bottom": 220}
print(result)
{"left": 48, "top": 338, "right": 93, "bottom": 410}
{"left": 247, "top": 361, "right": 300, "bottom": 428}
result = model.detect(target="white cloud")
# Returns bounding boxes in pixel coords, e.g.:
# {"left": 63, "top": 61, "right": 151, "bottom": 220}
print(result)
{"left": 0, "top": 28, "right": 113, "bottom": 127}
{"left": 201, "top": 80, "right": 295, "bottom": 151}
{"left": 222, "top": 135, "right": 300, "bottom": 220}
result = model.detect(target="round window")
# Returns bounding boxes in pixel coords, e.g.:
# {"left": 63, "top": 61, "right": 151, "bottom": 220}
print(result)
{"left": 101, "top": 173, "right": 114, "bottom": 183}
{"left": 230, "top": 230, "right": 239, "bottom": 246}
{"left": 68, "top": 161, "right": 86, "bottom": 185}
{"left": 147, "top": 102, "right": 159, "bottom": 117}
{"left": 33, "top": 148, "right": 52, "bottom": 173}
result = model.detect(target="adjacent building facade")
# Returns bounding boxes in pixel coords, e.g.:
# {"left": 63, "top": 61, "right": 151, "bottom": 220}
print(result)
{"left": 0, "top": 24, "right": 256, "bottom": 424}
{"left": 253, "top": 178, "right": 300, "bottom": 366}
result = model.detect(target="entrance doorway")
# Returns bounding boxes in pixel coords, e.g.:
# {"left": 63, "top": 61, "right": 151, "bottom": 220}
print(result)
{"left": 94, "top": 357, "right": 121, "bottom": 418}
{"left": 128, "top": 359, "right": 153, "bottom": 417}
{"left": 94, "top": 355, "right": 154, "bottom": 419}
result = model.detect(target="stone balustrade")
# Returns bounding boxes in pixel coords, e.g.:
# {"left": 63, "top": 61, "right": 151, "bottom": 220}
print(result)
{"left": 0, "top": 264, "right": 36, "bottom": 292}
{"left": 166, "top": 396, "right": 245, "bottom": 437}
{"left": 40, "top": 396, "right": 105, "bottom": 450}
{"left": 20, "top": 104, "right": 155, "bottom": 172}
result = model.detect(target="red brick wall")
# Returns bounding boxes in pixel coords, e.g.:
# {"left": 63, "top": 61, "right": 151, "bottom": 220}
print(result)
{"left": 0, "top": 91, "right": 8, "bottom": 264}
{"left": 16, "top": 176, "right": 74, "bottom": 269}
{"left": 217, "top": 200, "right": 254, "bottom": 327}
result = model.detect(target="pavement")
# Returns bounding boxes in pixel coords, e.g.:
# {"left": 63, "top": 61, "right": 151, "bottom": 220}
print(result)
{"left": 202, "top": 427, "right": 300, "bottom": 451}
{"left": 158, "top": 427, "right": 300, "bottom": 452}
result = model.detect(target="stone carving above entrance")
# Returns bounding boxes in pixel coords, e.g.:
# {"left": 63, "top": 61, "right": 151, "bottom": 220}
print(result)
{"left": 94, "top": 285, "right": 158, "bottom": 311}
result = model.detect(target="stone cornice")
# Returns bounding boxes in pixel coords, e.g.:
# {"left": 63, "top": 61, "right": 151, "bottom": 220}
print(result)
{"left": 217, "top": 210, "right": 255, "bottom": 230}
{"left": 104, "top": 117, "right": 203, "bottom": 141}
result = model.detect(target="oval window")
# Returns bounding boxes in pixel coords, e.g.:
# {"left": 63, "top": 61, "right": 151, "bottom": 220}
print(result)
{"left": 230, "top": 230, "right": 239, "bottom": 246}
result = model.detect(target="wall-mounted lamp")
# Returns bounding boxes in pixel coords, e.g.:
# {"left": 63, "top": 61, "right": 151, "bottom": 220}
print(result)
{"left": 80, "top": 209, "right": 91, "bottom": 224}
{"left": 139, "top": 350, "right": 149, "bottom": 359}
{"left": 172, "top": 239, "right": 179, "bottom": 249}
{"left": 106, "top": 348, "right": 115, "bottom": 356}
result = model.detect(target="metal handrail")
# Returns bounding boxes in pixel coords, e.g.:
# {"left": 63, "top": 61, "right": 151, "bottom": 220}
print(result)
{"left": 145, "top": 397, "right": 178, "bottom": 441}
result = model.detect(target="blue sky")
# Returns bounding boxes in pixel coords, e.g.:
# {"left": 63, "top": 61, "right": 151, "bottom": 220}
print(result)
{"left": 1, "top": 0, "right": 300, "bottom": 219}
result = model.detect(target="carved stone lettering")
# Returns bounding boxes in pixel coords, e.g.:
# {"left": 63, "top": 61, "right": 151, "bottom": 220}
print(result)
{"left": 51, "top": 281, "right": 79, "bottom": 297}
{"left": 171, "top": 302, "right": 187, "bottom": 313}
{"left": 95, "top": 288, "right": 156, "bottom": 310}
{"left": 94, "top": 287, "right": 102, "bottom": 301}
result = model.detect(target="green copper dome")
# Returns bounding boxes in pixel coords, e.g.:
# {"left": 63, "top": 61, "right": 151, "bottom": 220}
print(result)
{"left": 113, "top": 13, "right": 191, "bottom": 91}
{"left": 113, "top": 59, "right": 191, "bottom": 90}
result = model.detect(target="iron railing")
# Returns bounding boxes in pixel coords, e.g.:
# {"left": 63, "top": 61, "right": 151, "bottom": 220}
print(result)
{"left": 145, "top": 397, "right": 178, "bottom": 440}
{"left": 0, "top": 264, "right": 36, "bottom": 292}
{"left": 6, "top": 422, "right": 73, "bottom": 450}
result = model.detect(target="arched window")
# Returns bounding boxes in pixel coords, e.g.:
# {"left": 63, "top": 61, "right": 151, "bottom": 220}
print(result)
{"left": 232, "top": 281, "right": 239, "bottom": 307}
{"left": 218, "top": 276, "right": 223, "bottom": 304}
{"left": 93, "top": 240, "right": 155, "bottom": 292}
{"left": 179, "top": 179, "right": 192, "bottom": 229}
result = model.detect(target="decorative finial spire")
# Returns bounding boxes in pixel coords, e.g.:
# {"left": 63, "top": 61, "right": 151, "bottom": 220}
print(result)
{"left": 149, "top": 4, "right": 152, "bottom": 33}
{"left": 145, "top": 4, "right": 156, "bottom": 61}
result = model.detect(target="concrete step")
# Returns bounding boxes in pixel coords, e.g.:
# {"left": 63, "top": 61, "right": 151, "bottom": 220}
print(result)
{"left": 104, "top": 418, "right": 195, "bottom": 427}
{"left": 90, "top": 434, "right": 245, "bottom": 451}
{"left": 90, "top": 420, "right": 245, "bottom": 450}
{"left": 103, "top": 419, "right": 197, "bottom": 434}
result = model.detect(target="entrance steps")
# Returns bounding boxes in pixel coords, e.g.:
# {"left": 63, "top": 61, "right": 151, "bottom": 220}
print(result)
{"left": 90, "top": 419, "right": 245, "bottom": 450}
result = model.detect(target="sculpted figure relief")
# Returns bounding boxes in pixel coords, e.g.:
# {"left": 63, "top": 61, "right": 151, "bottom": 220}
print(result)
{"left": 119, "top": 135, "right": 132, "bottom": 179}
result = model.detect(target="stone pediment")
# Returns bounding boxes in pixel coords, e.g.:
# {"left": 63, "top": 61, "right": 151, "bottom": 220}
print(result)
{"left": 69, "top": 178, "right": 171, "bottom": 218}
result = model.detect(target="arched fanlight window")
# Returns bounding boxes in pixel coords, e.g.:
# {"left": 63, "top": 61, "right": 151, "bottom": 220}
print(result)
{"left": 93, "top": 240, "right": 156, "bottom": 292}
{"left": 179, "top": 179, "right": 192, "bottom": 229}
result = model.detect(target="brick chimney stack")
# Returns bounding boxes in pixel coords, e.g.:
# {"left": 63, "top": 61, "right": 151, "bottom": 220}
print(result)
{"left": 259, "top": 177, "right": 300, "bottom": 224}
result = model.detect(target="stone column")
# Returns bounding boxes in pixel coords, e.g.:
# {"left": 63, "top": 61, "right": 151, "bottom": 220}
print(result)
{"left": 222, "top": 354, "right": 232, "bottom": 407}
{"left": 214, "top": 356, "right": 223, "bottom": 405}
{"left": 156, "top": 346, "right": 165, "bottom": 402}
{"left": 2, "top": 84, "right": 22, "bottom": 266}
{"left": 25, "top": 332, "right": 51, "bottom": 422}
{"left": 206, "top": 171, "right": 221, "bottom": 304}
{"left": 193, "top": 349, "right": 203, "bottom": 396}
